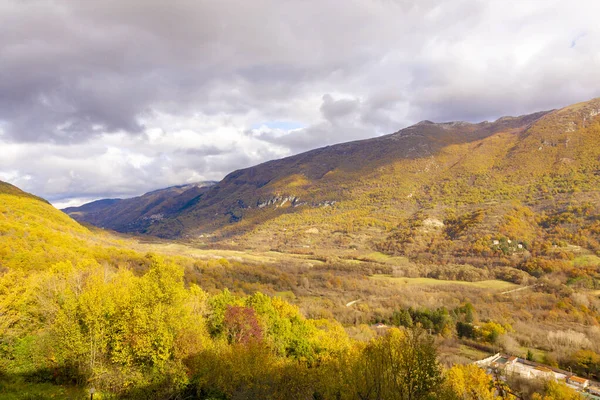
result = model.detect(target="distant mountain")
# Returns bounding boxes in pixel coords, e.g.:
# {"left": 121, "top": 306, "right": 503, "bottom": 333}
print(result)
{"left": 63, "top": 198, "right": 121, "bottom": 214}
{"left": 66, "top": 98, "right": 600, "bottom": 267}
{"left": 63, "top": 182, "right": 216, "bottom": 233}
{"left": 140, "top": 106, "right": 555, "bottom": 239}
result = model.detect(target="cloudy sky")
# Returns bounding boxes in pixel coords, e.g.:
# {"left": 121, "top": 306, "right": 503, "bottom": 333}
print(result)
{"left": 1, "top": 0, "right": 599, "bottom": 207}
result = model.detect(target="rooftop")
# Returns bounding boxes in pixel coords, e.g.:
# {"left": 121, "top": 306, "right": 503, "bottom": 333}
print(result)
{"left": 569, "top": 376, "right": 589, "bottom": 384}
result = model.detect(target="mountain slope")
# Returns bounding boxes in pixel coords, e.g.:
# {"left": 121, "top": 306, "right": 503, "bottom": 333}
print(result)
{"left": 0, "top": 180, "right": 49, "bottom": 203}
{"left": 63, "top": 198, "right": 121, "bottom": 214}
{"left": 66, "top": 98, "right": 600, "bottom": 273}
{"left": 0, "top": 180, "right": 95, "bottom": 270}
{"left": 63, "top": 181, "right": 216, "bottom": 233}
{"left": 142, "top": 108, "right": 554, "bottom": 238}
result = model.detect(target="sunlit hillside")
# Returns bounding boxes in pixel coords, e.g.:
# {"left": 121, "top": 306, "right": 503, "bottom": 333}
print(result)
{"left": 210, "top": 99, "right": 600, "bottom": 274}
{"left": 0, "top": 180, "right": 514, "bottom": 399}
{"left": 89, "top": 99, "right": 598, "bottom": 260}
{"left": 2, "top": 160, "right": 600, "bottom": 398}
{"left": 0, "top": 180, "right": 147, "bottom": 272}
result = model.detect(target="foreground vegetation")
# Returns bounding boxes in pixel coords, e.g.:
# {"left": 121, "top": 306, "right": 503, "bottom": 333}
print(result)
{"left": 0, "top": 181, "right": 591, "bottom": 399}
{"left": 1, "top": 252, "right": 587, "bottom": 400}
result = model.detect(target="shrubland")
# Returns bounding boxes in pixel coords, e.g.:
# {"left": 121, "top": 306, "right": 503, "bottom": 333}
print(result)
{"left": 3, "top": 181, "right": 593, "bottom": 399}
{"left": 4, "top": 98, "right": 600, "bottom": 398}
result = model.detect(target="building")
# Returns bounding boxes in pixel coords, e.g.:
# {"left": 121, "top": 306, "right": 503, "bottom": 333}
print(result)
{"left": 531, "top": 366, "right": 555, "bottom": 380}
{"left": 475, "top": 354, "right": 600, "bottom": 397}
{"left": 475, "top": 353, "right": 567, "bottom": 382}
{"left": 588, "top": 386, "right": 600, "bottom": 396}
{"left": 567, "top": 376, "right": 589, "bottom": 389}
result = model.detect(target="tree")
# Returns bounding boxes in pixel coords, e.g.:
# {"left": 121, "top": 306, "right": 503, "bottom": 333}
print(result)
{"left": 223, "top": 305, "right": 263, "bottom": 344}
{"left": 478, "top": 322, "right": 507, "bottom": 344}
{"left": 532, "top": 380, "right": 583, "bottom": 400}
{"left": 392, "top": 309, "right": 413, "bottom": 328}
{"left": 442, "top": 364, "right": 498, "bottom": 400}
{"left": 353, "top": 327, "right": 442, "bottom": 400}
{"left": 526, "top": 349, "right": 534, "bottom": 361}
{"left": 456, "top": 322, "right": 475, "bottom": 339}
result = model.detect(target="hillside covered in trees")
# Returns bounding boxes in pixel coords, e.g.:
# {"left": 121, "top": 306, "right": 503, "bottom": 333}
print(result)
{"left": 0, "top": 180, "right": 520, "bottom": 398}
{"left": 4, "top": 98, "right": 600, "bottom": 399}
{"left": 2, "top": 146, "right": 600, "bottom": 398}
{"left": 63, "top": 182, "right": 215, "bottom": 234}
{"left": 67, "top": 99, "right": 600, "bottom": 251}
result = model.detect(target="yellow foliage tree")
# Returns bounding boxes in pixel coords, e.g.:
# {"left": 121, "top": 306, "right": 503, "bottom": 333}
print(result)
{"left": 443, "top": 364, "right": 498, "bottom": 400}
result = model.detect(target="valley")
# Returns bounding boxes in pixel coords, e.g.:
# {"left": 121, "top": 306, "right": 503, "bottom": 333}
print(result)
{"left": 2, "top": 98, "right": 600, "bottom": 399}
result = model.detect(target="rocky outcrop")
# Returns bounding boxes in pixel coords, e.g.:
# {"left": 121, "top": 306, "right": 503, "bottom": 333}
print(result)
{"left": 256, "top": 195, "right": 336, "bottom": 209}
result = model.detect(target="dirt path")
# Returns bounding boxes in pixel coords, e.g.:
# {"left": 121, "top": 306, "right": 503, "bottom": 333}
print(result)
{"left": 501, "top": 285, "right": 532, "bottom": 295}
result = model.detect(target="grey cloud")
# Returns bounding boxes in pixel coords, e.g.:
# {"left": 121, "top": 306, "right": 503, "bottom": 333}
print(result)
{"left": 253, "top": 93, "right": 408, "bottom": 153}
{"left": 320, "top": 95, "right": 361, "bottom": 122}
{"left": 259, "top": 123, "right": 371, "bottom": 154}
{"left": 1, "top": 0, "right": 600, "bottom": 204}
{"left": 178, "top": 146, "right": 230, "bottom": 158}
{"left": 0, "top": 0, "right": 408, "bottom": 143}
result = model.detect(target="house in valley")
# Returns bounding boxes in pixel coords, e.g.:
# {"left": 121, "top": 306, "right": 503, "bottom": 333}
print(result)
{"left": 567, "top": 376, "right": 589, "bottom": 389}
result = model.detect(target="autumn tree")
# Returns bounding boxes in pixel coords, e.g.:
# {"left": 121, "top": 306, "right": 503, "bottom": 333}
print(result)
{"left": 224, "top": 305, "right": 263, "bottom": 344}
{"left": 442, "top": 364, "right": 498, "bottom": 400}
{"left": 353, "top": 327, "right": 442, "bottom": 400}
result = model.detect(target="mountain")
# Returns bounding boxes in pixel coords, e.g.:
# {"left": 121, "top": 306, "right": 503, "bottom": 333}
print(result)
{"left": 141, "top": 106, "right": 560, "bottom": 240}
{"left": 0, "top": 180, "right": 49, "bottom": 203}
{"left": 63, "top": 198, "right": 121, "bottom": 214}
{"left": 149, "top": 109, "right": 549, "bottom": 238}
{"left": 64, "top": 98, "right": 600, "bottom": 268}
{"left": 63, "top": 181, "right": 216, "bottom": 233}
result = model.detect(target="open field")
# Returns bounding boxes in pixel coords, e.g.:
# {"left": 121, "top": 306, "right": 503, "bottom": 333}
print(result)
{"left": 129, "top": 238, "right": 328, "bottom": 266}
{"left": 457, "top": 345, "right": 491, "bottom": 361}
{"left": 573, "top": 254, "right": 600, "bottom": 267}
{"left": 359, "top": 252, "right": 411, "bottom": 265}
{"left": 370, "top": 274, "right": 520, "bottom": 291}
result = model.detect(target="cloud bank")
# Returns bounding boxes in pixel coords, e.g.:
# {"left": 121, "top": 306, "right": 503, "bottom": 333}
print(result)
{"left": 1, "top": 0, "right": 599, "bottom": 206}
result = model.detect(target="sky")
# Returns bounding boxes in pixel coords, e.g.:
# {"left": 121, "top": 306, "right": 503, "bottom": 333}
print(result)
{"left": 1, "top": 0, "right": 600, "bottom": 208}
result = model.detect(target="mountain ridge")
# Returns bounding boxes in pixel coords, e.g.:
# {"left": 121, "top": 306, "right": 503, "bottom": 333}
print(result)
{"left": 143, "top": 106, "right": 556, "bottom": 238}
{"left": 63, "top": 98, "right": 600, "bottom": 257}
{"left": 63, "top": 181, "right": 216, "bottom": 233}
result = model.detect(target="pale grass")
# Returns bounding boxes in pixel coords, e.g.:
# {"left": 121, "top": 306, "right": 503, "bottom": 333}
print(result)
{"left": 130, "top": 239, "right": 329, "bottom": 265}
{"left": 363, "top": 252, "right": 411, "bottom": 265}
{"left": 370, "top": 274, "right": 519, "bottom": 290}
{"left": 458, "top": 345, "right": 491, "bottom": 361}
{"left": 572, "top": 254, "right": 600, "bottom": 267}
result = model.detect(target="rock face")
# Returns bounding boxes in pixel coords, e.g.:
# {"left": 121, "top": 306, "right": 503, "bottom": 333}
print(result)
{"left": 255, "top": 196, "right": 336, "bottom": 209}
{"left": 257, "top": 196, "right": 301, "bottom": 208}
{"left": 423, "top": 218, "right": 444, "bottom": 228}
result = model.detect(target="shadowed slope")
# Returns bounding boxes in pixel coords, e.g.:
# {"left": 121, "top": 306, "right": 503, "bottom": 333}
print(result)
{"left": 63, "top": 182, "right": 216, "bottom": 233}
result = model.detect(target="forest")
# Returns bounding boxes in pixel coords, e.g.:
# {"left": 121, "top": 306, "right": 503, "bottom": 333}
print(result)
{"left": 2, "top": 179, "right": 598, "bottom": 399}
{"left": 3, "top": 101, "right": 600, "bottom": 399}
{"left": 1, "top": 252, "right": 587, "bottom": 400}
